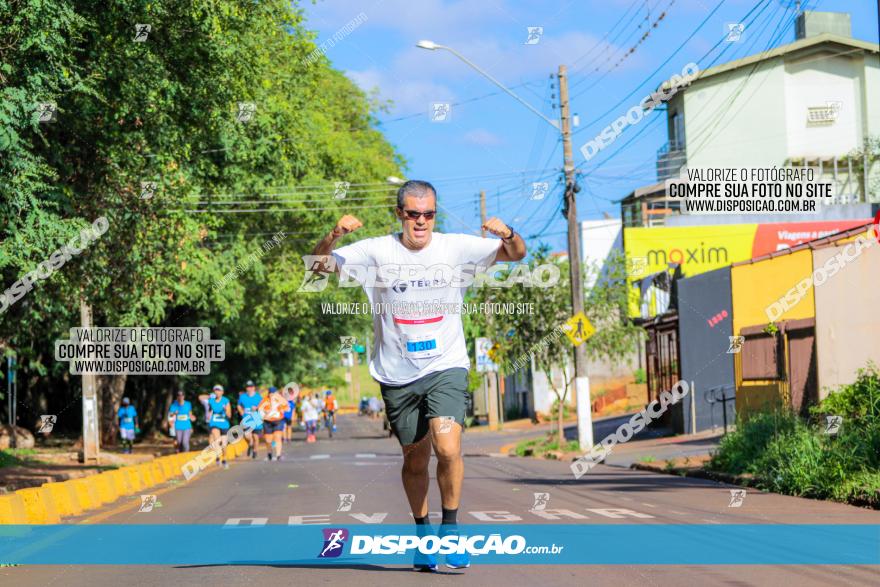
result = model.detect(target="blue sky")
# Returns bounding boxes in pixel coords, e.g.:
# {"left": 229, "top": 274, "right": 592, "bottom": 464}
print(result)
{"left": 300, "top": 0, "right": 879, "bottom": 252}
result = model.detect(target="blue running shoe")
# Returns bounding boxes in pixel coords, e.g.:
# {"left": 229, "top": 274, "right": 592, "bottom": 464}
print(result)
{"left": 445, "top": 550, "right": 470, "bottom": 569}
{"left": 413, "top": 551, "right": 438, "bottom": 572}
{"left": 442, "top": 526, "right": 470, "bottom": 569}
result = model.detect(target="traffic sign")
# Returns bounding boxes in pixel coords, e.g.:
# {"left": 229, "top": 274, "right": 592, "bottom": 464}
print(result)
{"left": 563, "top": 312, "right": 595, "bottom": 347}
{"left": 475, "top": 337, "right": 498, "bottom": 372}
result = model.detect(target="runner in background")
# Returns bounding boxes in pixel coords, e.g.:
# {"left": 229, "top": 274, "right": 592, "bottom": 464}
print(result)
{"left": 117, "top": 397, "right": 138, "bottom": 454}
{"left": 237, "top": 380, "right": 263, "bottom": 459}
{"left": 312, "top": 393, "right": 325, "bottom": 431}
{"left": 324, "top": 390, "right": 337, "bottom": 433}
{"left": 200, "top": 385, "right": 231, "bottom": 469}
{"left": 258, "top": 386, "right": 287, "bottom": 461}
{"left": 168, "top": 391, "right": 195, "bottom": 452}
{"left": 283, "top": 386, "right": 296, "bottom": 443}
{"left": 301, "top": 393, "right": 319, "bottom": 443}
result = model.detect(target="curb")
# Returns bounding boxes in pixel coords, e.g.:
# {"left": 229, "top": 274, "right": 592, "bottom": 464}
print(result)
{"left": 3, "top": 438, "right": 254, "bottom": 525}
{"left": 630, "top": 462, "right": 754, "bottom": 486}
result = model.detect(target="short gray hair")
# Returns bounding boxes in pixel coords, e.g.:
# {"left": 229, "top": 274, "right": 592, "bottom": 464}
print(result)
{"left": 396, "top": 180, "right": 436, "bottom": 209}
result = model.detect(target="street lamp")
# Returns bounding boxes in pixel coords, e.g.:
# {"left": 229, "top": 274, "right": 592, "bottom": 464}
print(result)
{"left": 416, "top": 40, "right": 559, "bottom": 130}
{"left": 417, "top": 41, "right": 593, "bottom": 450}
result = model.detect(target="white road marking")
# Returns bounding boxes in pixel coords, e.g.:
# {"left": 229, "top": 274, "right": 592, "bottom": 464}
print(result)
{"left": 469, "top": 510, "right": 524, "bottom": 522}
{"left": 349, "top": 512, "right": 388, "bottom": 523}
{"left": 223, "top": 517, "right": 267, "bottom": 527}
{"left": 669, "top": 510, "right": 687, "bottom": 515}
{"left": 310, "top": 454, "right": 330, "bottom": 460}
{"left": 356, "top": 453, "right": 376, "bottom": 458}
{"left": 702, "top": 519, "right": 721, "bottom": 524}
{"left": 640, "top": 503, "right": 656, "bottom": 508}
{"left": 586, "top": 508, "right": 655, "bottom": 519}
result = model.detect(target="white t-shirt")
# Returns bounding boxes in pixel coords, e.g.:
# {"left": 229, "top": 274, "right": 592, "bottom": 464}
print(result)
{"left": 302, "top": 400, "right": 319, "bottom": 422}
{"left": 333, "top": 232, "right": 501, "bottom": 385}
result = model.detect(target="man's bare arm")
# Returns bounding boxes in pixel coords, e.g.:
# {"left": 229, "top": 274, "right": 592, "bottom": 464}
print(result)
{"left": 482, "top": 217, "right": 526, "bottom": 262}
{"left": 311, "top": 214, "right": 363, "bottom": 271}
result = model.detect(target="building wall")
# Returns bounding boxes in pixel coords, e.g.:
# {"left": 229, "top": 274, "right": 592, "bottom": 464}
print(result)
{"left": 812, "top": 238, "right": 880, "bottom": 397}
{"left": 784, "top": 52, "right": 862, "bottom": 158}
{"left": 731, "top": 248, "right": 816, "bottom": 334}
{"left": 685, "top": 57, "right": 788, "bottom": 169}
{"left": 731, "top": 248, "right": 816, "bottom": 416}
{"left": 677, "top": 268, "right": 736, "bottom": 433}
{"left": 581, "top": 219, "right": 622, "bottom": 288}
{"left": 864, "top": 56, "right": 880, "bottom": 138}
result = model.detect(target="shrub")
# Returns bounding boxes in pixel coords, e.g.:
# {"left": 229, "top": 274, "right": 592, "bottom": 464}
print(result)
{"left": 634, "top": 368, "right": 647, "bottom": 384}
{"left": 709, "top": 411, "right": 798, "bottom": 474}
{"left": 810, "top": 362, "right": 880, "bottom": 422}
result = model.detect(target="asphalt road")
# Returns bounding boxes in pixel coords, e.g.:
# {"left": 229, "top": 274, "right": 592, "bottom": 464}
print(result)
{"left": 3, "top": 413, "right": 878, "bottom": 586}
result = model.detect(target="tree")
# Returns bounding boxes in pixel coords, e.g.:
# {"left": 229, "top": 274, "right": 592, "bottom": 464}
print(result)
{"left": 1, "top": 1, "right": 405, "bottom": 440}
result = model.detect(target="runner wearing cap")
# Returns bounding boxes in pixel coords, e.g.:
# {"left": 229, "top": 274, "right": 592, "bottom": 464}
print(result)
{"left": 237, "top": 380, "right": 263, "bottom": 459}
{"left": 311, "top": 179, "right": 526, "bottom": 571}
{"left": 258, "top": 386, "right": 287, "bottom": 461}
{"left": 168, "top": 391, "right": 196, "bottom": 452}
{"left": 117, "top": 398, "right": 138, "bottom": 454}
{"left": 199, "top": 385, "right": 231, "bottom": 469}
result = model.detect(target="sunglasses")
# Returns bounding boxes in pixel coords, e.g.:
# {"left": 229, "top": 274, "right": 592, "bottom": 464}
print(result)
{"left": 399, "top": 208, "right": 436, "bottom": 220}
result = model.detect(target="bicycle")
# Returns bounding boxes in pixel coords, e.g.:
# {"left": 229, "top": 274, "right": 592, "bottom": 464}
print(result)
{"left": 323, "top": 410, "right": 334, "bottom": 438}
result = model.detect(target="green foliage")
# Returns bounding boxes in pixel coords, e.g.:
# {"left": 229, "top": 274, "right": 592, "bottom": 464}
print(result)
{"left": 810, "top": 363, "right": 880, "bottom": 422}
{"left": 711, "top": 376, "right": 880, "bottom": 507}
{"left": 513, "top": 434, "right": 578, "bottom": 457}
{"left": 634, "top": 367, "right": 646, "bottom": 384}
{"left": 0, "top": 1, "right": 405, "bottom": 431}
{"left": 710, "top": 411, "right": 798, "bottom": 474}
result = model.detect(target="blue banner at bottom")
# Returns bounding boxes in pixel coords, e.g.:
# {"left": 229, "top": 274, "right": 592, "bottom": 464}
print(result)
{"left": 0, "top": 524, "right": 878, "bottom": 565}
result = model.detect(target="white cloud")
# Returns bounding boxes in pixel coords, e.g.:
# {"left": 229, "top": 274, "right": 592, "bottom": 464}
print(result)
{"left": 346, "top": 68, "right": 456, "bottom": 114}
{"left": 462, "top": 128, "right": 503, "bottom": 146}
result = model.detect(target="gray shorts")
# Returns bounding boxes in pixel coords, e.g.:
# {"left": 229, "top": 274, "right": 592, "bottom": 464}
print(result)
{"left": 379, "top": 368, "right": 468, "bottom": 446}
{"left": 120, "top": 428, "right": 135, "bottom": 441}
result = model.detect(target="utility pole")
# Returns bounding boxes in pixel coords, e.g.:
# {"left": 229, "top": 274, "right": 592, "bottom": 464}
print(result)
{"left": 7, "top": 354, "right": 16, "bottom": 449}
{"left": 80, "top": 299, "right": 100, "bottom": 464}
{"left": 557, "top": 64, "right": 594, "bottom": 450}
{"left": 479, "top": 190, "right": 487, "bottom": 237}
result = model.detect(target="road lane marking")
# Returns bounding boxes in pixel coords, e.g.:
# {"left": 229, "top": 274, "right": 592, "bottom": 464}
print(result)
{"left": 224, "top": 517, "right": 268, "bottom": 527}
{"left": 310, "top": 454, "right": 330, "bottom": 460}
{"left": 586, "top": 508, "right": 655, "bottom": 519}
{"left": 640, "top": 503, "right": 656, "bottom": 508}
{"left": 356, "top": 453, "right": 376, "bottom": 458}
{"left": 669, "top": 510, "right": 686, "bottom": 515}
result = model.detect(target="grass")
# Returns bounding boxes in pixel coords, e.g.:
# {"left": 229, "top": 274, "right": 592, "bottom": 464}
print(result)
{"left": 0, "top": 448, "right": 42, "bottom": 469}
{"left": 639, "top": 455, "right": 656, "bottom": 463}
{"left": 514, "top": 435, "right": 579, "bottom": 458}
{"left": 709, "top": 364, "right": 880, "bottom": 507}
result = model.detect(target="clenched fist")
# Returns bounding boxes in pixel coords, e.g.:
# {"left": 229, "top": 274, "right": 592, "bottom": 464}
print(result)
{"left": 332, "top": 214, "right": 363, "bottom": 238}
{"left": 482, "top": 217, "right": 512, "bottom": 239}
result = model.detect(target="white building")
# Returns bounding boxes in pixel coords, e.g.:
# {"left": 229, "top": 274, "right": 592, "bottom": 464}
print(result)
{"left": 629, "top": 11, "right": 880, "bottom": 227}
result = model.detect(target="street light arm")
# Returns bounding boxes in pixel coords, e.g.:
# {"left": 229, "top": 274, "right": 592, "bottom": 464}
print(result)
{"left": 432, "top": 44, "right": 559, "bottom": 130}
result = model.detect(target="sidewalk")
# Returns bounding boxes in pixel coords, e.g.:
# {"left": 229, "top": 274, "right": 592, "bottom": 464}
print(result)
{"left": 494, "top": 413, "right": 726, "bottom": 467}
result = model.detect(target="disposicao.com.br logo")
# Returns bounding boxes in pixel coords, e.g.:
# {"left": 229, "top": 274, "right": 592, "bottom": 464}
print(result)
{"left": 319, "top": 528, "right": 564, "bottom": 557}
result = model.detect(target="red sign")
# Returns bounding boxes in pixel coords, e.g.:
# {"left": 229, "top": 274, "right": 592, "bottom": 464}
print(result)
{"left": 751, "top": 220, "right": 871, "bottom": 257}
{"left": 874, "top": 210, "right": 880, "bottom": 244}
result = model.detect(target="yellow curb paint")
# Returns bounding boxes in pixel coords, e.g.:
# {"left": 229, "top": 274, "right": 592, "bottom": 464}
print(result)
{"left": 44, "top": 481, "right": 82, "bottom": 517}
{"left": 70, "top": 477, "right": 100, "bottom": 510}
{"left": 16, "top": 486, "right": 60, "bottom": 524}
{"left": 0, "top": 493, "right": 28, "bottom": 524}
{"left": 79, "top": 462, "right": 223, "bottom": 524}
